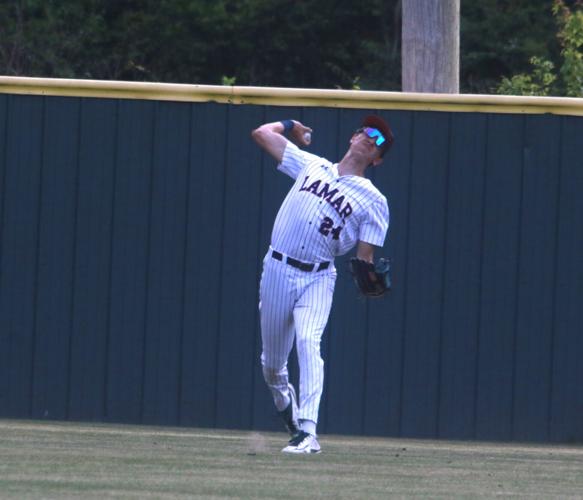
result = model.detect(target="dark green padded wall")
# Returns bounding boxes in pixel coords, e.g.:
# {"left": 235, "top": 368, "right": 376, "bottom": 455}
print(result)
{"left": 1, "top": 93, "right": 582, "bottom": 443}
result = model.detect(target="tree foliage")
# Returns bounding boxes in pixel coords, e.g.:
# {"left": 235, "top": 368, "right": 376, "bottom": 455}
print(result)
{"left": 556, "top": 0, "right": 583, "bottom": 95}
{"left": 0, "top": 0, "right": 579, "bottom": 95}
{"left": 496, "top": 0, "right": 583, "bottom": 96}
{"left": 497, "top": 57, "right": 557, "bottom": 96}
{"left": 461, "top": 0, "right": 561, "bottom": 94}
{"left": 0, "top": 0, "right": 402, "bottom": 89}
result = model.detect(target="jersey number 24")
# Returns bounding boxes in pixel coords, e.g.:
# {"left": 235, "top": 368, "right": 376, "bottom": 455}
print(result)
{"left": 319, "top": 217, "right": 342, "bottom": 240}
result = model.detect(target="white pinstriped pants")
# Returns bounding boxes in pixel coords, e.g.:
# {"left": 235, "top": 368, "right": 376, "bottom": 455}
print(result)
{"left": 259, "top": 249, "right": 336, "bottom": 424}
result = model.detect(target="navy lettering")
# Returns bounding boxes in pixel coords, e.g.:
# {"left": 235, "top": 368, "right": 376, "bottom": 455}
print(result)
{"left": 299, "top": 175, "right": 353, "bottom": 220}
{"left": 339, "top": 203, "right": 352, "bottom": 219}
{"left": 319, "top": 217, "right": 334, "bottom": 236}
{"left": 306, "top": 180, "right": 321, "bottom": 194}
{"left": 330, "top": 195, "right": 344, "bottom": 213}
{"left": 318, "top": 183, "right": 338, "bottom": 202}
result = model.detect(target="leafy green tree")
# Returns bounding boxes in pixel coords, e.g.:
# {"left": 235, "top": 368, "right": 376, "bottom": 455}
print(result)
{"left": 0, "top": 0, "right": 576, "bottom": 94}
{"left": 0, "top": 0, "right": 531, "bottom": 90}
{"left": 0, "top": 1, "right": 103, "bottom": 77}
{"left": 0, "top": 0, "right": 402, "bottom": 89}
{"left": 556, "top": 0, "right": 583, "bottom": 95}
{"left": 496, "top": 0, "right": 583, "bottom": 96}
{"left": 461, "top": 0, "right": 561, "bottom": 94}
{"left": 497, "top": 56, "right": 557, "bottom": 95}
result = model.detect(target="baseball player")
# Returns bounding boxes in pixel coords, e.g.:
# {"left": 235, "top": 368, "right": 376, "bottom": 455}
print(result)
{"left": 251, "top": 115, "right": 393, "bottom": 454}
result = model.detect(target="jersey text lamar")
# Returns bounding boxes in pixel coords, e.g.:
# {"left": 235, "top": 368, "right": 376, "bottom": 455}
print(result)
{"left": 298, "top": 175, "right": 353, "bottom": 219}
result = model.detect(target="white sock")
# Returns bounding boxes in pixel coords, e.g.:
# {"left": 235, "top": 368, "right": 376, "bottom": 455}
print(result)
{"left": 299, "top": 419, "right": 316, "bottom": 436}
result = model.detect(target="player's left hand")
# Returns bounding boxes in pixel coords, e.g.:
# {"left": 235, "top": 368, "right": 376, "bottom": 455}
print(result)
{"left": 348, "top": 257, "right": 392, "bottom": 297}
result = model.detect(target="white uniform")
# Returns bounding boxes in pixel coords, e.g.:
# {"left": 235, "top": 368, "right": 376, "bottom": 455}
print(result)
{"left": 260, "top": 142, "right": 389, "bottom": 429}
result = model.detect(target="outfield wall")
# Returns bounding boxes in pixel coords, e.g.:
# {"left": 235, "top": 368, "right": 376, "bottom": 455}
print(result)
{"left": 1, "top": 77, "right": 582, "bottom": 443}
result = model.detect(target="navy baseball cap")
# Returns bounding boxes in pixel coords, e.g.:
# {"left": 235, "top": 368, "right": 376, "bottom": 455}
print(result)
{"left": 362, "top": 115, "right": 394, "bottom": 154}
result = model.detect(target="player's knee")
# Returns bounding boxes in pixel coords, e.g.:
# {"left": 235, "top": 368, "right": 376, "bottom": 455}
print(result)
{"left": 262, "top": 365, "right": 282, "bottom": 385}
{"left": 295, "top": 335, "right": 320, "bottom": 358}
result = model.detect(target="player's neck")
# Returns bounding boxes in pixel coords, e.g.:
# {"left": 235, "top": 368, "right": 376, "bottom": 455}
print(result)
{"left": 337, "top": 152, "right": 368, "bottom": 177}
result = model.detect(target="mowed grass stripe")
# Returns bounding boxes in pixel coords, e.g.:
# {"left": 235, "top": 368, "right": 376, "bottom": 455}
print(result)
{"left": 0, "top": 419, "right": 582, "bottom": 499}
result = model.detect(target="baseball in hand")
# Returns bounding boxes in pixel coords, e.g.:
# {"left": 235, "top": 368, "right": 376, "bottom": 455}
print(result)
{"left": 303, "top": 132, "right": 312, "bottom": 144}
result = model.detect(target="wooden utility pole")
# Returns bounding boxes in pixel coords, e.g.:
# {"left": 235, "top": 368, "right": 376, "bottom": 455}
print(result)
{"left": 402, "top": 0, "right": 460, "bottom": 93}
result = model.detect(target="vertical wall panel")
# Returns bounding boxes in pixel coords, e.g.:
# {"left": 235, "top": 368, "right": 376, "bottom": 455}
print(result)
{"left": 31, "top": 97, "right": 80, "bottom": 420}
{"left": 0, "top": 95, "right": 6, "bottom": 257}
{"left": 251, "top": 105, "right": 303, "bottom": 432}
{"left": 324, "top": 108, "right": 374, "bottom": 435}
{"left": 214, "top": 105, "right": 264, "bottom": 429}
{"left": 0, "top": 95, "right": 7, "bottom": 413}
{"left": 68, "top": 98, "right": 117, "bottom": 420}
{"left": 438, "top": 113, "right": 487, "bottom": 439}
{"left": 550, "top": 116, "right": 583, "bottom": 443}
{"left": 363, "top": 110, "right": 413, "bottom": 437}
{"left": 141, "top": 102, "right": 191, "bottom": 425}
{"left": 106, "top": 100, "right": 155, "bottom": 423}
{"left": 475, "top": 115, "right": 524, "bottom": 441}
{"left": 400, "top": 112, "right": 450, "bottom": 438}
{"left": 0, "top": 96, "right": 44, "bottom": 417}
{"left": 180, "top": 103, "right": 228, "bottom": 427}
{"left": 512, "top": 115, "right": 561, "bottom": 441}
{"left": 302, "top": 107, "right": 342, "bottom": 165}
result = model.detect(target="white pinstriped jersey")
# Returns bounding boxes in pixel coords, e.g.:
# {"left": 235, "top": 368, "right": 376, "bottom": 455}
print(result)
{"left": 271, "top": 142, "right": 389, "bottom": 263}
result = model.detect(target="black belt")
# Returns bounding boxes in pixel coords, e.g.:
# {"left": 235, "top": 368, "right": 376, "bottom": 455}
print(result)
{"left": 271, "top": 251, "right": 330, "bottom": 272}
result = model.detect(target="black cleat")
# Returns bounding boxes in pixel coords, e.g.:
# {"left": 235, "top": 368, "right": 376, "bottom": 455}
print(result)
{"left": 278, "top": 383, "right": 300, "bottom": 436}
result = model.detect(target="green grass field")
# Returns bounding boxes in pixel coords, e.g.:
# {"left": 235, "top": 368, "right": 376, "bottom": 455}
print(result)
{"left": 0, "top": 419, "right": 582, "bottom": 499}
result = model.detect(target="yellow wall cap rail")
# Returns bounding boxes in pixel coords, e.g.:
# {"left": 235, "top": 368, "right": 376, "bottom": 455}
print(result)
{"left": 1, "top": 76, "right": 583, "bottom": 116}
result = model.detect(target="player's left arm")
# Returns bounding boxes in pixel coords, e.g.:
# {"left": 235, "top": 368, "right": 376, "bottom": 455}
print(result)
{"left": 356, "top": 241, "right": 376, "bottom": 263}
{"left": 349, "top": 195, "right": 391, "bottom": 296}
{"left": 350, "top": 240, "right": 392, "bottom": 296}
{"left": 357, "top": 196, "right": 389, "bottom": 259}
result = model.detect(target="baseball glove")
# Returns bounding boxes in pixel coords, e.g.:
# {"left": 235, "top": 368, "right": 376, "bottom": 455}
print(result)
{"left": 348, "top": 257, "right": 392, "bottom": 298}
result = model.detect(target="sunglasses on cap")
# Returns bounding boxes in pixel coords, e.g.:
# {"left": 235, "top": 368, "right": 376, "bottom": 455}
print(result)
{"left": 356, "top": 127, "right": 386, "bottom": 147}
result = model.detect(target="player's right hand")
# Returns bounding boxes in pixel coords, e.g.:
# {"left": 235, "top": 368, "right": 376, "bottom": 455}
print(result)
{"left": 291, "top": 121, "right": 313, "bottom": 147}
